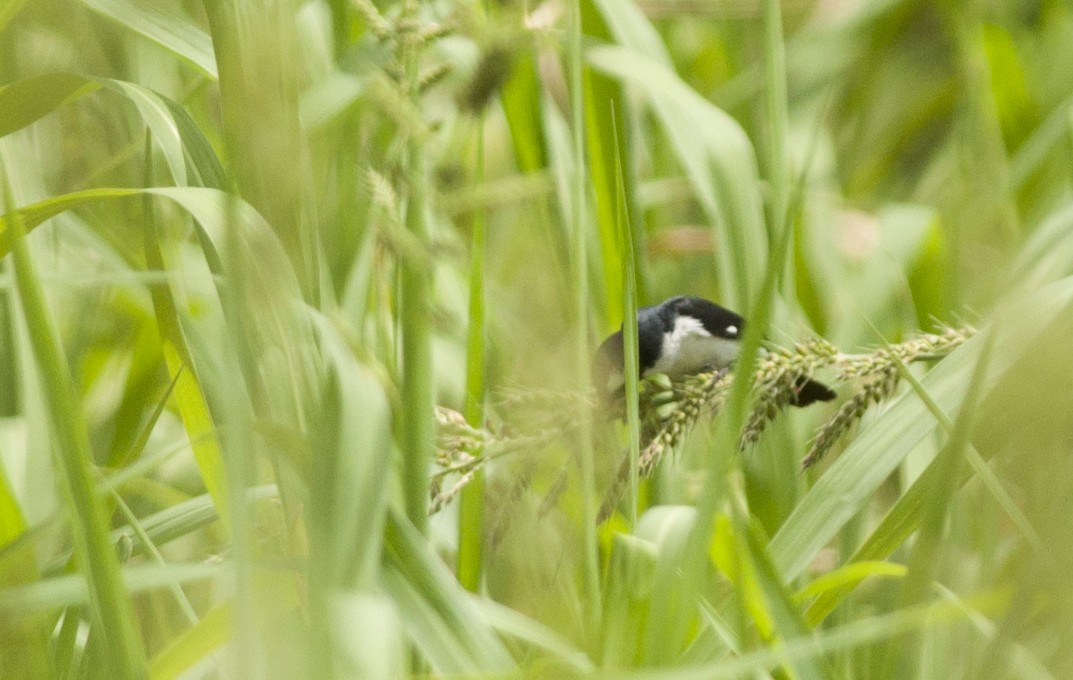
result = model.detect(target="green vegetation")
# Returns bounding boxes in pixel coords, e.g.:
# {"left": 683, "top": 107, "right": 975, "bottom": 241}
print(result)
{"left": 2, "top": 0, "right": 1073, "bottom": 678}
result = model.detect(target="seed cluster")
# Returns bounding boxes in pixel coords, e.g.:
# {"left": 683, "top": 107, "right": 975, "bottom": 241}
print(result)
{"left": 741, "top": 338, "right": 840, "bottom": 447}
{"left": 430, "top": 326, "right": 977, "bottom": 517}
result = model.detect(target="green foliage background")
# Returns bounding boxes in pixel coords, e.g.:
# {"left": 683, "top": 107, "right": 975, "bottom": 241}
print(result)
{"left": 1, "top": 0, "right": 1073, "bottom": 678}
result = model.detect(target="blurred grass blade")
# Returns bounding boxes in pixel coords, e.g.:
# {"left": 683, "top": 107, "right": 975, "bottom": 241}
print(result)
{"left": 586, "top": 46, "right": 766, "bottom": 308}
{"left": 934, "top": 584, "right": 1056, "bottom": 680}
{"left": 602, "top": 532, "right": 657, "bottom": 665}
{"left": 886, "top": 332, "right": 1045, "bottom": 556}
{"left": 0, "top": 463, "right": 27, "bottom": 549}
{"left": 158, "top": 97, "right": 228, "bottom": 189}
{"left": 796, "top": 561, "right": 905, "bottom": 618}
{"left": 771, "top": 279, "right": 1073, "bottom": 582}
{"left": 2, "top": 170, "right": 147, "bottom": 677}
{"left": 500, "top": 53, "right": 547, "bottom": 172}
{"left": 876, "top": 318, "right": 995, "bottom": 677}
{"left": 81, "top": 0, "right": 218, "bottom": 78}
{"left": 0, "top": 563, "right": 219, "bottom": 615}
{"left": 142, "top": 191, "right": 230, "bottom": 524}
{"left": 325, "top": 593, "right": 405, "bottom": 680}
{"left": 307, "top": 311, "right": 392, "bottom": 590}
{"left": 383, "top": 509, "right": 513, "bottom": 672}
{"left": 107, "top": 347, "right": 183, "bottom": 468}
{"left": 0, "top": 0, "right": 29, "bottom": 31}
{"left": 149, "top": 603, "right": 231, "bottom": 680}
{"left": 1010, "top": 202, "right": 1073, "bottom": 291}
{"left": 299, "top": 71, "right": 365, "bottom": 131}
{"left": 0, "top": 188, "right": 142, "bottom": 255}
{"left": 635, "top": 505, "right": 700, "bottom": 663}
{"left": 0, "top": 466, "right": 52, "bottom": 678}
{"left": 474, "top": 598, "right": 594, "bottom": 672}
{"left": 615, "top": 108, "right": 641, "bottom": 526}
{"left": 591, "top": 0, "right": 672, "bottom": 66}
{"left": 762, "top": 0, "right": 790, "bottom": 268}
{"left": 398, "top": 1, "right": 435, "bottom": 534}
{"left": 744, "top": 521, "right": 831, "bottom": 680}
{"left": 458, "top": 129, "right": 487, "bottom": 591}
{"left": 108, "top": 489, "right": 198, "bottom": 624}
{"left": 603, "top": 596, "right": 983, "bottom": 680}
{"left": 0, "top": 73, "right": 100, "bottom": 138}
{"left": 708, "top": 515, "right": 773, "bottom": 639}
{"left": 148, "top": 569, "right": 301, "bottom": 680}
{"left": 1, "top": 186, "right": 299, "bottom": 293}
{"left": 568, "top": 0, "right": 601, "bottom": 649}
{"left": 106, "top": 486, "right": 278, "bottom": 568}
{"left": 580, "top": 0, "right": 640, "bottom": 321}
{"left": 0, "top": 74, "right": 224, "bottom": 187}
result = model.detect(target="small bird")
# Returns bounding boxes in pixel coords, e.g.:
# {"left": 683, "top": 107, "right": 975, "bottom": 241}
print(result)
{"left": 593, "top": 295, "right": 836, "bottom": 407}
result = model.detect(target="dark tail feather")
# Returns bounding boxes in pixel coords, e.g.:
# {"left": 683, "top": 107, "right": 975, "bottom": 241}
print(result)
{"left": 791, "top": 377, "right": 837, "bottom": 407}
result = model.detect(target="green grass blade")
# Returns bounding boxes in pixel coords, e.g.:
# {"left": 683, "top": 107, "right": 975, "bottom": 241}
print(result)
{"left": 108, "top": 488, "right": 198, "bottom": 624}
{"left": 81, "top": 0, "right": 218, "bottom": 78}
{"left": 474, "top": 598, "right": 595, "bottom": 672}
{"left": 0, "top": 73, "right": 101, "bottom": 138}
{"left": 500, "top": 53, "right": 548, "bottom": 173}
{"left": 142, "top": 192, "right": 229, "bottom": 525}
{"left": 306, "top": 310, "right": 392, "bottom": 591}
{"left": 569, "top": 0, "right": 601, "bottom": 650}
{"left": 1, "top": 172, "right": 148, "bottom": 678}
{"left": 745, "top": 521, "right": 832, "bottom": 680}
{"left": 615, "top": 109, "right": 641, "bottom": 527}
{"left": 383, "top": 509, "right": 514, "bottom": 672}
{"left": 0, "top": 468, "right": 52, "bottom": 678}
{"left": 149, "top": 603, "right": 231, "bottom": 680}
{"left": 0, "top": 0, "right": 29, "bottom": 31}
{"left": 0, "top": 563, "right": 220, "bottom": 615}
{"left": 586, "top": 43, "right": 767, "bottom": 307}
{"left": 0, "top": 74, "right": 223, "bottom": 188}
{"left": 458, "top": 128, "right": 488, "bottom": 591}
{"left": 886, "top": 331, "right": 1045, "bottom": 555}
{"left": 762, "top": 0, "right": 790, "bottom": 251}
{"left": 398, "top": 5, "right": 435, "bottom": 534}
{"left": 877, "top": 311, "right": 995, "bottom": 678}
{"left": 772, "top": 280, "right": 1073, "bottom": 581}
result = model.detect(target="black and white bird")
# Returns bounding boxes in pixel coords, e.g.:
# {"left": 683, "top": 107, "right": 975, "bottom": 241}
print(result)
{"left": 593, "top": 295, "right": 835, "bottom": 408}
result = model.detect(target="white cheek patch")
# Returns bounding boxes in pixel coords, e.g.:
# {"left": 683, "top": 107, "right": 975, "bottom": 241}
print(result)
{"left": 660, "top": 316, "right": 709, "bottom": 358}
{"left": 648, "top": 316, "right": 740, "bottom": 377}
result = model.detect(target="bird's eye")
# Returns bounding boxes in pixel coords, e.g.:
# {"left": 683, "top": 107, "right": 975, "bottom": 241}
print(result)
{"left": 725, "top": 325, "right": 738, "bottom": 337}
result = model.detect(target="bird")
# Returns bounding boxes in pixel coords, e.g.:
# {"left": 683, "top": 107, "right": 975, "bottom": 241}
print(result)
{"left": 592, "top": 295, "right": 836, "bottom": 408}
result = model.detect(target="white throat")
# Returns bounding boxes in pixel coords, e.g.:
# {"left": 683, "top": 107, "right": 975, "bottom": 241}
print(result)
{"left": 647, "top": 316, "right": 740, "bottom": 377}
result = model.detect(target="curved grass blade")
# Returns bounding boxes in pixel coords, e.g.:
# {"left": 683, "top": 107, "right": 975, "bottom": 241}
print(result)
{"left": 81, "top": 0, "right": 218, "bottom": 78}
{"left": 0, "top": 74, "right": 225, "bottom": 188}
{"left": 0, "top": 73, "right": 100, "bottom": 138}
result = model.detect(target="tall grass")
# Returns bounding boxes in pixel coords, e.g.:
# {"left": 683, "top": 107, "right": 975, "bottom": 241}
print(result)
{"left": 3, "top": 0, "right": 1073, "bottom": 678}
